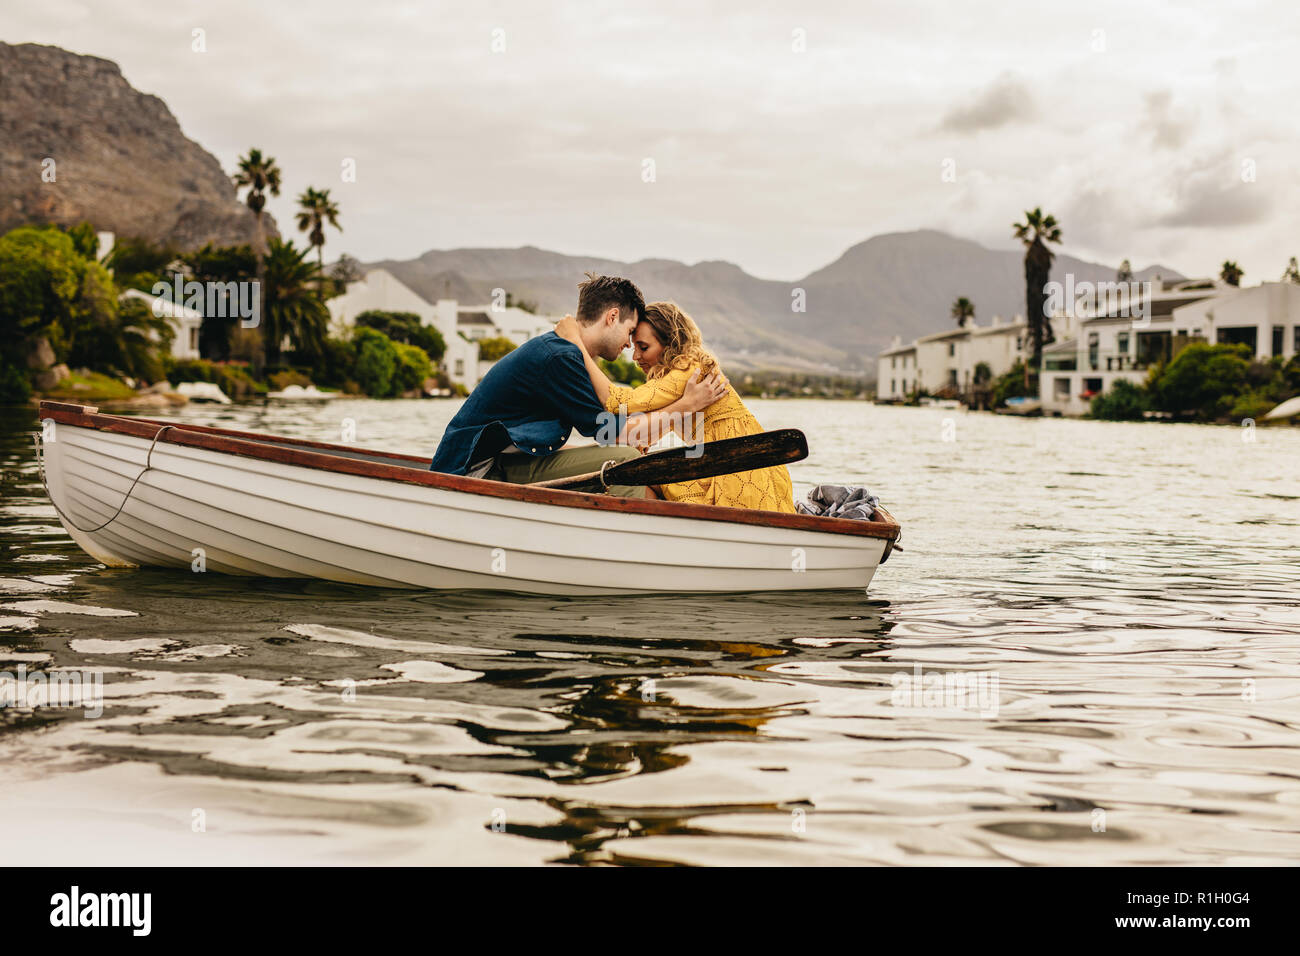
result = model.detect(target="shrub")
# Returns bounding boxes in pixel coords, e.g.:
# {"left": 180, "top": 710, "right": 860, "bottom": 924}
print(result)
{"left": 356, "top": 310, "right": 446, "bottom": 363}
{"left": 1148, "top": 343, "right": 1252, "bottom": 420}
{"left": 164, "top": 357, "right": 265, "bottom": 399}
{"left": 269, "top": 369, "right": 312, "bottom": 390}
{"left": 477, "top": 336, "right": 517, "bottom": 362}
{"left": 598, "top": 355, "right": 646, "bottom": 385}
{"left": 991, "top": 361, "right": 1034, "bottom": 407}
{"left": 1090, "top": 379, "right": 1149, "bottom": 421}
{"left": 0, "top": 363, "right": 31, "bottom": 404}
{"left": 1228, "top": 390, "right": 1277, "bottom": 422}
{"left": 353, "top": 327, "right": 400, "bottom": 397}
{"left": 394, "top": 342, "right": 433, "bottom": 393}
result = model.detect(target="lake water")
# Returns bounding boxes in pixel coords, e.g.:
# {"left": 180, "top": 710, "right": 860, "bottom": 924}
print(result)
{"left": 1, "top": 399, "right": 1297, "bottom": 865}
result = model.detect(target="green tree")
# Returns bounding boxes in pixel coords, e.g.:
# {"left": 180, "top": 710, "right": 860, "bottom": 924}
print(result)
{"left": 182, "top": 243, "right": 258, "bottom": 361}
{"left": 66, "top": 221, "right": 99, "bottom": 260}
{"left": 232, "top": 148, "right": 282, "bottom": 256}
{"left": 352, "top": 327, "right": 400, "bottom": 397}
{"left": 232, "top": 148, "right": 282, "bottom": 342}
{"left": 1219, "top": 261, "right": 1243, "bottom": 287}
{"left": 477, "top": 336, "right": 517, "bottom": 362}
{"left": 107, "top": 236, "right": 179, "bottom": 293}
{"left": 1148, "top": 342, "right": 1252, "bottom": 420}
{"left": 1090, "top": 379, "right": 1148, "bottom": 421}
{"left": 0, "top": 226, "right": 82, "bottom": 347}
{"left": 598, "top": 355, "right": 646, "bottom": 385}
{"left": 991, "top": 360, "right": 1034, "bottom": 407}
{"left": 263, "top": 239, "right": 329, "bottom": 365}
{"left": 394, "top": 342, "right": 434, "bottom": 393}
{"left": 354, "top": 310, "right": 445, "bottom": 363}
{"left": 0, "top": 225, "right": 175, "bottom": 391}
{"left": 950, "top": 296, "right": 975, "bottom": 328}
{"left": 329, "top": 253, "right": 364, "bottom": 296}
{"left": 1012, "top": 208, "right": 1063, "bottom": 386}
{"left": 1282, "top": 257, "right": 1300, "bottom": 284}
{"left": 1117, "top": 258, "right": 1133, "bottom": 283}
{"left": 68, "top": 295, "right": 174, "bottom": 383}
{"left": 295, "top": 186, "right": 341, "bottom": 293}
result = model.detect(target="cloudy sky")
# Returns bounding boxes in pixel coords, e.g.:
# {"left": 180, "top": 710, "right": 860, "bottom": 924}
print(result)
{"left": 10, "top": 1, "right": 1299, "bottom": 280}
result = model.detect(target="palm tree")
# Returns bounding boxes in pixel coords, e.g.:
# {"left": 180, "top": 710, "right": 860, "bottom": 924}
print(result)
{"left": 232, "top": 149, "right": 282, "bottom": 344}
{"left": 1012, "top": 207, "right": 1063, "bottom": 387}
{"left": 951, "top": 296, "right": 975, "bottom": 328}
{"left": 1220, "top": 261, "right": 1243, "bottom": 287}
{"left": 1282, "top": 257, "right": 1300, "bottom": 284}
{"left": 263, "top": 239, "right": 329, "bottom": 365}
{"left": 295, "top": 187, "right": 341, "bottom": 295}
{"left": 232, "top": 149, "right": 281, "bottom": 255}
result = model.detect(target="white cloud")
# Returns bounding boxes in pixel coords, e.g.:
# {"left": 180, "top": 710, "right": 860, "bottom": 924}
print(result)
{"left": 6, "top": 0, "right": 1300, "bottom": 281}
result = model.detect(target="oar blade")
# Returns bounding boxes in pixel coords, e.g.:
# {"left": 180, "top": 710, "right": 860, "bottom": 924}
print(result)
{"left": 537, "top": 429, "right": 808, "bottom": 493}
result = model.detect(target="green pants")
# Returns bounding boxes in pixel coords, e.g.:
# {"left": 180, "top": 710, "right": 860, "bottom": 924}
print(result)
{"left": 486, "top": 444, "right": 644, "bottom": 497}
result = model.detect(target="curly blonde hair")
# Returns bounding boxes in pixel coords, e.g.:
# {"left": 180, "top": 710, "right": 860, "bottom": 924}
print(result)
{"left": 640, "top": 302, "right": 719, "bottom": 380}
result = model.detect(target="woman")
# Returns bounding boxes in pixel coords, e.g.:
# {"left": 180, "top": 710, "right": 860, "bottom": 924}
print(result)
{"left": 555, "top": 301, "right": 795, "bottom": 513}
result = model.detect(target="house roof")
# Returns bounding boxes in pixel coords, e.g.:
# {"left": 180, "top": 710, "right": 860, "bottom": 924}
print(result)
{"left": 120, "top": 288, "right": 203, "bottom": 319}
{"left": 457, "top": 312, "right": 494, "bottom": 326}
{"left": 916, "top": 327, "right": 969, "bottom": 344}
{"left": 878, "top": 343, "right": 917, "bottom": 356}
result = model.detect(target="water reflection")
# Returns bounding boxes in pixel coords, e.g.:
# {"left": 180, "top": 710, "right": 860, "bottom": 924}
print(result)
{"left": 2, "top": 403, "right": 1299, "bottom": 866}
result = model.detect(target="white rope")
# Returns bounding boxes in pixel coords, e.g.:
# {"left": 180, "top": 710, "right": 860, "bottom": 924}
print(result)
{"left": 35, "top": 424, "right": 174, "bottom": 534}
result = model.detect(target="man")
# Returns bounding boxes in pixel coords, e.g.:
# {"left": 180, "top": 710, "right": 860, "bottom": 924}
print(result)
{"left": 430, "top": 274, "right": 726, "bottom": 496}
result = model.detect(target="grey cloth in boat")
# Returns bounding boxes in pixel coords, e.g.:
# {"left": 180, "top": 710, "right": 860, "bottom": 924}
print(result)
{"left": 795, "top": 485, "right": 879, "bottom": 520}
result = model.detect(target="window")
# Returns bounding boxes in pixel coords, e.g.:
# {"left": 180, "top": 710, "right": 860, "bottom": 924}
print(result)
{"left": 947, "top": 369, "right": 958, "bottom": 387}
{"left": 891, "top": 356, "right": 896, "bottom": 369}
{"left": 1117, "top": 332, "right": 1129, "bottom": 354}
{"left": 1054, "top": 377, "right": 1071, "bottom": 399}
{"left": 1273, "top": 325, "right": 1285, "bottom": 356}
{"left": 1295, "top": 326, "right": 1300, "bottom": 354}
{"left": 1015, "top": 335, "right": 1023, "bottom": 350}
{"left": 188, "top": 327, "right": 199, "bottom": 353}
{"left": 1088, "top": 332, "right": 1099, "bottom": 371}
{"left": 454, "top": 359, "right": 464, "bottom": 376}
{"left": 947, "top": 343, "right": 955, "bottom": 357}
{"left": 891, "top": 379, "right": 896, "bottom": 394}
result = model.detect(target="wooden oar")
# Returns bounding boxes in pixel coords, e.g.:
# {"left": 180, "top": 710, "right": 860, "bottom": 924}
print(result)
{"left": 530, "top": 428, "right": 808, "bottom": 493}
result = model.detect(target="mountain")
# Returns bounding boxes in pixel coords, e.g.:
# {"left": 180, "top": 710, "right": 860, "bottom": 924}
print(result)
{"left": 369, "top": 231, "right": 1182, "bottom": 372}
{"left": 0, "top": 42, "right": 273, "bottom": 251}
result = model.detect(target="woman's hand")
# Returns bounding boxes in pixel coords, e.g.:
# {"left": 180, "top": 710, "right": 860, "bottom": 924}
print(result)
{"left": 554, "top": 314, "right": 582, "bottom": 346}
{"left": 679, "top": 369, "right": 728, "bottom": 412}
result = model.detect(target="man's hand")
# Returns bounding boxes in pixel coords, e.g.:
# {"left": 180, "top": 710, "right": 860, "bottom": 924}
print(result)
{"left": 554, "top": 314, "right": 581, "bottom": 345}
{"left": 680, "top": 369, "right": 728, "bottom": 413}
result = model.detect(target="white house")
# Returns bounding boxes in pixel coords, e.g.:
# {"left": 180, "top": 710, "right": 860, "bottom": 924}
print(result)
{"left": 120, "top": 288, "right": 203, "bottom": 361}
{"left": 98, "top": 231, "right": 202, "bottom": 361}
{"left": 877, "top": 338, "right": 918, "bottom": 400}
{"left": 327, "top": 268, "right": 480, "bottom": 387}
{"left": 1038, "top": 278, "right": 1300, "bottom": 416}
{"left": 876, "top": 314, "right": 1031, "bottom": 401}
{"left": 327, "top": 270, "right": 566, "bottom": 388}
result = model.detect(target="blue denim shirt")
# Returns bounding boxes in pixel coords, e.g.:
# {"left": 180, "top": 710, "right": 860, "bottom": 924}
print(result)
{"left": 430, "top": 332, "right": 611, "bottom": 475}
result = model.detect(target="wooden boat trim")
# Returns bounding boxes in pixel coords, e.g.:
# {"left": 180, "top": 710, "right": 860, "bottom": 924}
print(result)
{"left": 38, "top": 402, "right": 901, "bottom": 542}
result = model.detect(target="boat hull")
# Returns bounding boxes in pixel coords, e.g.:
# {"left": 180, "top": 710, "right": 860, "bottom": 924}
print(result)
{"left": 38, "top": 407, "right": 898, "bottom": 596}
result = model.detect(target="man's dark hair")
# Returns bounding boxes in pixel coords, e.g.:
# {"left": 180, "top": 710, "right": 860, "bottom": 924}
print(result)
{"left": 576, "top": 272, "right": 645, "bottom": 326}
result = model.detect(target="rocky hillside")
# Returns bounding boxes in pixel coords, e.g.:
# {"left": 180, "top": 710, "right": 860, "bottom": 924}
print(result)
{"left": 0, "top": 42, "right": 273, "bottom": 250}
{"left": 370, "top": 232, "right": 1183, "bottom": 372}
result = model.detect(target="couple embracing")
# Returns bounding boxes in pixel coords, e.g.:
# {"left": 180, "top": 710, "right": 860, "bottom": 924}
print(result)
{"left": 430, "top": 273, "right": 794, "bottom": 513}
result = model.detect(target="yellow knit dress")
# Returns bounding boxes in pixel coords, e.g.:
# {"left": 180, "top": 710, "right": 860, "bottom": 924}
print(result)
{"left": 605, "top": 367, "right": 796, "bottom": 513}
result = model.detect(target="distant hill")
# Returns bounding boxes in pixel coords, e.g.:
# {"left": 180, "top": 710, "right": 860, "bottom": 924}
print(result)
{"left": 2, "top": 43, "right": 1183, "bottom": 372}
{"left": 370, "top": 231, "right": 1182, "bottom": 372}
{"left": 0, "top": 42, "right": 273, "bottom": 251}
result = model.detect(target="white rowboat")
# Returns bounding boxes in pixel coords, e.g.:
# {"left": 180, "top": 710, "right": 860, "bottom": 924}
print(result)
{"left": 36, "top": 402, "right": 901, "bottom": 596}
